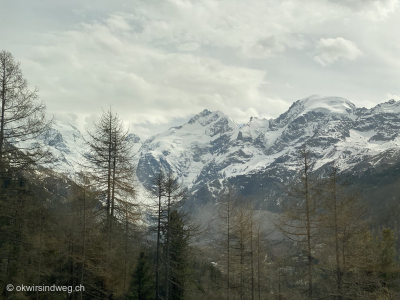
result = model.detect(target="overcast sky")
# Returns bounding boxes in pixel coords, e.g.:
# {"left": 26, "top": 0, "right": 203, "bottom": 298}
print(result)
{"left": 1, "top": 0, "right": 400, "bottom": 138}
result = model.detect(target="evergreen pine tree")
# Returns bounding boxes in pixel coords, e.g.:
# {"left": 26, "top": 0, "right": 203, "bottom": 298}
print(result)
{"left": 169, "top": 210, "right": 189, "bottom": 300}
{"left": 129, "top": 251, "right": 154, "bottom": 300}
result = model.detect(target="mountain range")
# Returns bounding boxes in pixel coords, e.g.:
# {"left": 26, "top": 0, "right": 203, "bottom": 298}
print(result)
{"left": 34, "top": 95, "right": 400, "bottom": 225}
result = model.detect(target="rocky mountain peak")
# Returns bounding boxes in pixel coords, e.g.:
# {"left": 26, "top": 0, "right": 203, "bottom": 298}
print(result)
{"left": 370, "top": 99, "right": 400, "bottom": 114}
{"left": 188, "top": 109, "right": 212, "bottom": 124}
{"left": 187, "top": 108, "right": 236, "bottom": 131}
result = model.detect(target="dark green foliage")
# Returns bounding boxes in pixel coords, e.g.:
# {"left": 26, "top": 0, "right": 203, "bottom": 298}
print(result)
{"left": 169, "top": 210, "right": 188, "bottom": 300}
{"left": 129, "top": 252, "right": 154, "bottom": 300}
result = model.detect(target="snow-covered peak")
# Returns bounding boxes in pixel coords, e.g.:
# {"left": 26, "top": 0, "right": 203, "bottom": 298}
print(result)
{"left": 273, "top": 95, "right": 356, "bottom": 128}
{"left": 155, "top": 109, "right": 238, "bottom": 139}
{"left": 297, "top": 95, "right": 356, "bottom": 115}
{"left": 140, "top": 109, "right": 239, "bottom": 155}
{"left": 239, "top": 116, "right": 270, "bottom": 141}
{"left": 370, "top": 99, "right": 400, "bottom": 114}
{"left": 136, "top": 109, "right": 241, "bottom": 187}
{"left": 35, "top": 118, "right": 87, "bottom": 175}
{"left": 188, "top": 109, "right": 213, "bottom": 124}
{"left": 187, "top": 109, "right": 236, "bottom": 130}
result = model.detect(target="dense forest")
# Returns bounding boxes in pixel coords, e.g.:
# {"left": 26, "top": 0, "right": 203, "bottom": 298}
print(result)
{"left": 1, "top": 50, "right": 399, "bottom": 300}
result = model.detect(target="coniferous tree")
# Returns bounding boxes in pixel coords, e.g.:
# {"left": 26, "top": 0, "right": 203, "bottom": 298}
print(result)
{"left": 147, "top": 170, "right": 190, "bottom": 300}
{"left": 163, "top": 170, "right": 187, "bottom": 300}
{"left": 317, "top": 162, "right": 366, "bottom": 299}
{"left": 130, "top": 252, "right": 154, "bottom": 300}
{"left": 147, "top": 170, "right": 166, "bottom": 299}
{"left": 0, "top": 50, "right": 51, "bottom": 299}
{"left": 84, "top": 107, "right": 136, "bottom": 244}
{"left": 83, "top": 108, "right": 138, "bottom": 299}
{"left": 217, "top": 190, "right": 236, "bottom": 300}
{"left": 120, "top": 194, "right": 141, "bottom": 298}
{"left": 274, "top": 145, "right": 318, "bottom": 299}
{"left": 230, "top": 199, "right": 251, "bottom": 299}
{"left": 169, "top": 209, "right": 189, "bottom": 300}
{"left": 71, "top": 174, "right": 105, "bottom": 299}
{"left": 0, "top": 50, "right": 51, "bottom": 182}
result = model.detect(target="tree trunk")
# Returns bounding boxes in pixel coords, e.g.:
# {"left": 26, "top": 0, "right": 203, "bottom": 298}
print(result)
{"left": 124, "top": 203, "right": 129, "bottom": 300}
{"left": 0, "top": 62, "right": 6, "bottom": 195}
{"left": 257, "top": 225, "right": 261, "bottom": 300}
{"left": 110, "top": 142, "right": 117, "bottom": 244}
{"left": 36, "top": 201, "right": 44, "bottom": 300}
{"left": 0, "top": 65, "right": 5, "bottom": 170}
{"left": 165, "top": 191, "right": 171, "bottom": 300}
{"left": 304, "top": 154, "right": 313, "bottom": 299}
{"left": 332, "top": 169, "right": 342, "bottom": 300}
{"left": 107, "top": 114, "right": 112, "bottom": 241}
{"left": 250, "top": 218, "right": 254, "bottom": 300}
{"left": 81, "top": 184, "right": 86, "bottom": 300}
{"left": 227, "top": 197, "right": 231, "bottom": 300}
{"left": 156, "top": 189, "right": 162, "bottom": 300}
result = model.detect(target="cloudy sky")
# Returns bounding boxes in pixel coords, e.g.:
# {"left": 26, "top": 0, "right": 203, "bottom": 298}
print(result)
{"left": 2, "top": 0, "right": 400, "bottom": 138}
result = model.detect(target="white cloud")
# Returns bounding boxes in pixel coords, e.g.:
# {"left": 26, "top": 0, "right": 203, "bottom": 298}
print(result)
{"left": 329, "top": 0, "right": 399, "bottom": 20}
{"left": 177, "top": 42, "right": 200, "bottom": 51}
{"left": 3, "top": 0, "right": 400, "bottom": 137}
{"left": 314, "top": 37, "right": 363, "bottom": 66}
{"left": 115, "top": 1, "right": 323, "bottom": 58}
{"left": 22, "top": 16, "right": 275, "bottom": 137}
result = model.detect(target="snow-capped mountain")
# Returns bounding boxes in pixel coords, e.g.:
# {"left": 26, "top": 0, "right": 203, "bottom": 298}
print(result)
{"left": 37, "top": 120, "right": 87, "bottom": 174}
{"left": 37, "top": 95, "right": 400, "bottom": 212}
{"left": 135, "top": 95, "right": 400, "bottom": 210}
{"left": 136, "top": 109, "right": 239, "bottom": 187}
